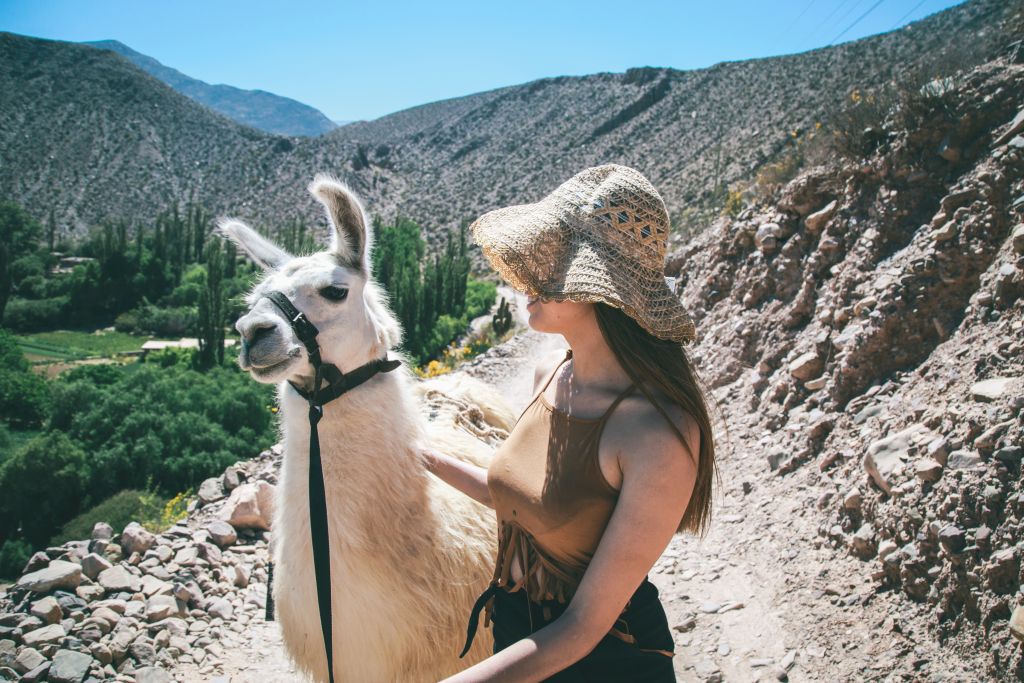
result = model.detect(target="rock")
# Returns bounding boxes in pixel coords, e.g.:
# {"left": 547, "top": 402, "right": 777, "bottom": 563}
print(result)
{"left": 219, "top": 482, "right": 276, "bottom": 531}
{"left": 129, "top": 641, "right": 157, "bottom": 667}
{"left": 222, "top": 465, "right": 244, "bottom": 491}
{"left": 81, "top": 553, "right": 113, "bottom": 581}
{"left": 197, "top": 477, "right": 225, "bottom": 504}
{"left": 1012, "top": 224, "right": 1024, "bottom": 255}
{"left": 21, "top": 623, "right": 65, "bottom": 647}
{"left": 120, "top": 523, "right": 156, "bottom": 556}
{"left": 805, "top": 200, "right": 837, "bottom": 232}
{"left": 863, "top": 425, "right": 935, "bottom": 495}
{"left": 48, "top": 649, "right": 93, "bottom": 683}
{"left": 996, "top": 446, "right": 1023, "bottom": 462}
{"left": 755, "top": 223, "right": 780, "bottom": 254}
{"left": 1011, "top": 606, "right": 1024, "bottom": 641}
{"left": 205, "top": 597, "right": 233, "bottom": 620}
{"left": 134, "top": 666, "right": 173, "bottom": 683}
{"left": 233, "top": 563, "right": 251, "bottom": 588}
{"left": 89, "top": 643, "right": 112, "bottom": 666}
{"left": 781, "top": 649, "right": 797, "bottom": 670}
{"left": 21, "top": 662, "right": 50, "bottom": 683}
{"left": 699, "top": 601, "right": 722, "bottom": 613}
{"left": 139, "top": 575, "right": 171, "bottom": 598}
{"left": 994, "top": 108, "right": 1024, "bottom": 146}
{"left": 926, "top": 437, "right": 950, "bottom": 466}
{"left": 985, "top": 548, "right": 1018, "bottom": 592}
{"left": 971, "top": 377, "right": 1016, "bottom": 402}
{"left": 947, "top": 450, "right": 984, "bottom": 470}
{"left": 843, "top": 488, "right": 863, "bottom": 510}
{"left": 204, "top": 520, "right": 237, "bottom": 548}
{"left": 939, "top": 525, "right": 966, "bottom": 554}
{"left": 145, "top": 596, "right": 181, "bottom": 623}
{"left": 13, "top": 648, "right": 45, "bottom": 674}
{"left": 789, "top": 351, "right": 823, "bottom": 381}
{"left": 29, "top": 596, "right": 62, "bottom": 624}
{"left": 851, "top": 524, "right": 876, "bottom": 560}
{"left": 877, "top": 540, "right": 898, "bottom": 560}
{"left": 930, "top": 221, "right": 957, "bottom": 243}
{"left": 91, "top": 522, "right": 114, "bottom": 541}
{"left": 14, "top": 560, "right": 83, "bottom": 593}
{"left": 98, "top": 566, "right": 142, "bottom": 593}
{"left": 914, "top": 458, "right": 943, "bottom": 483}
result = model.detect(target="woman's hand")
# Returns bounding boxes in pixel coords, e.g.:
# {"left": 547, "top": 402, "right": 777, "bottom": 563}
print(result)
{"left": 418, "top": 443, "right": 494, "bottom": 508}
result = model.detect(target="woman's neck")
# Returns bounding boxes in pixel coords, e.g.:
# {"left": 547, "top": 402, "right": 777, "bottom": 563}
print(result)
{"left": 560, "top": 323, "right": 632, "bottom": 394}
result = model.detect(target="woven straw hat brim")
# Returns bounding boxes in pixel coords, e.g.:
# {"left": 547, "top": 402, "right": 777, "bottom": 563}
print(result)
{"left": 471, "top": 196, "right": 696, "bottom": 344}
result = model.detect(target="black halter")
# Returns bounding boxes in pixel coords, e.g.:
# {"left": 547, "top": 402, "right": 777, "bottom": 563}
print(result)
{"left": 259, "top": 289, "right": 401, "bottom": 683}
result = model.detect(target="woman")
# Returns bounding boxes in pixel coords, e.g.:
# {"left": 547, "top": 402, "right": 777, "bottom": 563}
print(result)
{"left": 421, "top": 164, "right": 716, "bottom": 682}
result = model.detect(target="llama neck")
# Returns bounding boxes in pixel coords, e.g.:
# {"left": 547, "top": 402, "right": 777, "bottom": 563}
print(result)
{"left": 277, "top": 369, "right": 430, "bottom": 540}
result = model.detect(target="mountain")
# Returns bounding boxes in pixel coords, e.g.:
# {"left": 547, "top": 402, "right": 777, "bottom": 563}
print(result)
{"left": 84, "top": 39, "right": 337, "bottom": 137}
{"left": 0, "top": 0, "right": 1020, "bottom": 245}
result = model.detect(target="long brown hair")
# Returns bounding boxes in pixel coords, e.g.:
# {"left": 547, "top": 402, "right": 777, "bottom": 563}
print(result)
{"left": 593, "top": 301, "right": 717, "bottom": 535}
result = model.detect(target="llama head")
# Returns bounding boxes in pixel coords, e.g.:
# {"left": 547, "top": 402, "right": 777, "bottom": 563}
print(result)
{"left": 219, "top": 175, "right": 402, "bottom": 385}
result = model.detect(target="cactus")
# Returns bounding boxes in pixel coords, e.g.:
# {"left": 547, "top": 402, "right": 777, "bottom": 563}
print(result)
{"left": 491, "top": 296, "right": 513, "bottom": 336}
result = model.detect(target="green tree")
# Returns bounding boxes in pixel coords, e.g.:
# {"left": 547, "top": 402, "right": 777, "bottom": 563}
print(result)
{"left": 197, "top": 240, "right": 225, "bottom": 369}
{"left": 0, "top": 201, "right": 41, "bottom": 321}
{"left": 0, "top": 432, "right": 90, "bottom": 546}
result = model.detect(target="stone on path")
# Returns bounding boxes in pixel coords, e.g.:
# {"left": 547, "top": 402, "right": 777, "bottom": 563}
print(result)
{"left": 121, "top": 522, "right": 156, "bottom": 555}
{"left": 1010, "top": 606, "right": 1024, "bottom": 642}
{"left": 48, "top": 649, "right": 93, "bottom": 683}
{"left": 863, "top": 424, "right": 936, "bottom": 494}
{"left": 98, "top": 565, "right": 141, "bottom": 593}
{"left": 14, "top": 560, "right": 82, "bottom": 593}
{"left": 21, "top": 624, "right": 66, "bottom": 647}
{"left": 219, "top": 482, "right": 276, "bottom": 531}
{"left": 134, "top": 666, "right": 173, "bottom": 683}
{"left": 29, "top": 595, "right": 62, "bottom": 624}
{"left": 970, "top": 377, "right": 1016, "bottom": 402}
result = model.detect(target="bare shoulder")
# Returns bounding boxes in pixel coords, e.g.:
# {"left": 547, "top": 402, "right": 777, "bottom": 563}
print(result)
{"left": 605, "top": 387, "right": 701, "bottom": 470}
{"left": 532, "top": 347, "right": 570, "bottom": 394}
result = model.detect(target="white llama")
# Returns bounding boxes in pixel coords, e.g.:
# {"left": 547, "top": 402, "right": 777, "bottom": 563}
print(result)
{"left": 220, "top": 176, "right": 509, "bottom": 682}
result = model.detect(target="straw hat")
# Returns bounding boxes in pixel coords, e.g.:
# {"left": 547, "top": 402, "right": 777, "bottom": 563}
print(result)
{"left": 470, "top": 164, "right": 695, "bottom": 343}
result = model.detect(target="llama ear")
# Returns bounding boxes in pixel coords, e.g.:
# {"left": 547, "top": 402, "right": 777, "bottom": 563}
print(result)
{"left": 308, "top": 174, "right": 371, "bottom": 273}
{"left": 216, "top": 219, "right": 293, "bottom": 270}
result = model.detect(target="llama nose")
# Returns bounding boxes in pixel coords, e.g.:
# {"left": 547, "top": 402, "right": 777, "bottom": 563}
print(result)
{"left": 237, "top": 317, "right": 278, "bottom": 345}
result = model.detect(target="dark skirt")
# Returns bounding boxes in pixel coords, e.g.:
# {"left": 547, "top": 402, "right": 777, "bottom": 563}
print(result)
{"left": 489, "top": 576, "right": 676, "bottom": 682}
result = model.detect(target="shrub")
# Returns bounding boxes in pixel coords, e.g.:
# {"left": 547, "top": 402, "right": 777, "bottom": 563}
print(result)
{"left": 49, "top": 489, "right": 163, "bottom": 545}
{"left": 465, "top": 279, "right": 497, "bottom": 320}
{"left": 0, "top": 538, "right": 32, "bottom": 580}
{"left": 0, "top": 432, "right": 90, "bottom": 546}
{"left": 0, "top": 369, "right": 49, "bottom": 429}
{"left": 114, "top": 304, "right": 196, "bottom": 337}
{"left": 1, "top": 296, "right": 69, "bottom": 331}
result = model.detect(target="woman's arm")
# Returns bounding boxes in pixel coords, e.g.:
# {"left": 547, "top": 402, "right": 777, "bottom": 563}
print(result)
{"left": 421, "top": 446, "right": 494, "bottom": 508}
{"left": 441, "top": 405, "right": 700, "bottom": 682}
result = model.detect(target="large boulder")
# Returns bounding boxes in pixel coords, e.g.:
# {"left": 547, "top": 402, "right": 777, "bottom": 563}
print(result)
{"left": 97, "top": 565, "right": 142, "bottom": 593}
{"left": 48, "top": 649, "right": 92, "bottom": 683}
{"left": 14, "top": 560, "right": 82, "bottom": 593}
{"left": 120, "top": 522, "right": 155, "bottom": 556}
{"left": 219, "top": 482, "right": 276, "bottom": 531}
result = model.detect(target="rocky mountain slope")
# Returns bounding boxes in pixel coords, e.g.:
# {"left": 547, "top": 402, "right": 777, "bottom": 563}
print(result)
{"left": 83, "top": 41, "right": 338, "bottom": 138}
{"left": 665, "top": 46, "right": 1024, "bottom": 680}
{"left": 0, "top": 0, "right": 1019, "bottom": 244}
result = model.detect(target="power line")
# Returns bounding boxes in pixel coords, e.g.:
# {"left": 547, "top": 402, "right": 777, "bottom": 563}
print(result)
{"left": 784, "top": 0, "right": 818, "bottom": 33}
{"left": 891, "top": 0, "right": 931, "bottom": 30}
{"left": 830, "top": 0, "right": 873, "bottom": 36}
{"left": 829, "top": 0, "right": 889, "bottom": 45}
{"left": 811, "top": 0, "right": 856, "bottom": 37}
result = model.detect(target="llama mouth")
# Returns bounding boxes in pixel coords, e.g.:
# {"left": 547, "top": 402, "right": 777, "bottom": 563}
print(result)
{"left": 250, "top": 355, "right": 298, "bottom": 379}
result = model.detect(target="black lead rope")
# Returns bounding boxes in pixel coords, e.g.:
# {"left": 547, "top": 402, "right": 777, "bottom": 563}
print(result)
{"left": 259, "top": 290, "right": 402, "bottom": 683}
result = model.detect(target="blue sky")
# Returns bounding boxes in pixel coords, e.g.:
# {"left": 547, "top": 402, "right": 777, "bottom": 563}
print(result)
{"left": 1, "top": 0, "right": 964, "bottom": 122}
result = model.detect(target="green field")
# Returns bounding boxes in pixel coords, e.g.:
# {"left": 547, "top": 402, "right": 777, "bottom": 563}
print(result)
{"left": 16, "top": 330, "right": 151, "bottom": 360}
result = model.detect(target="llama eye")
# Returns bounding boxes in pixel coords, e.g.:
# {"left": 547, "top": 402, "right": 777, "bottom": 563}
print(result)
{"left": 319, "top": 286, "right": 349, "bottom": 302}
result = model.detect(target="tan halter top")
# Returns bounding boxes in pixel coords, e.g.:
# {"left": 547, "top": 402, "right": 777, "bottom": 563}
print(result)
{"left": 483, "top": 347, "right": 638, "bottom": 636}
